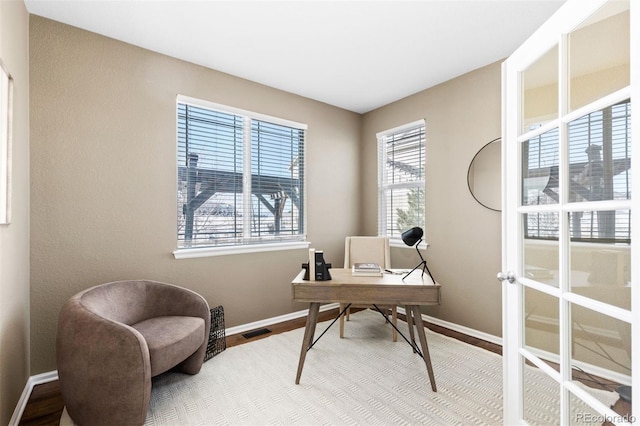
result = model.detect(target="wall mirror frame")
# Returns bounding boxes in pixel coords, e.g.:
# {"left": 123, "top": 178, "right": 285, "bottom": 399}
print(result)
{"left": 467, "top": 137, "right": 501, "bottom": 212}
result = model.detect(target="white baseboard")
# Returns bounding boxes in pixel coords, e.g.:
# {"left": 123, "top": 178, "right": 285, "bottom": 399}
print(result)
{"left": 406, "top": 308, "right": 504, "bottom": 347}
{"left": 225, "top": 302, "right": 340, "bottom": 336}
{"left": 9, "top": 371, "right": 58, "bottom": 426}
{"left": 11, "top": 303, "right": 501, "bottom": 425}
{"left": 227, "top": 304, "right": 503, "bottom": 348}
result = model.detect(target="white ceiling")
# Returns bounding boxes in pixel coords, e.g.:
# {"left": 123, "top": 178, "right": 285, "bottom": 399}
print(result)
{"left": 24, "top": 0, "right": 567, "bottom": 114}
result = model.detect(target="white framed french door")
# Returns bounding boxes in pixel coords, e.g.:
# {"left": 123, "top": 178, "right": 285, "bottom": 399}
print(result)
{"left": 501, "top": 0, "right": 638, "bottom": 424}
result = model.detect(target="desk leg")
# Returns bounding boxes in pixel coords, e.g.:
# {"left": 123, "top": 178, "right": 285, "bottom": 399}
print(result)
{"left": 405, "top": 305, "right": 417, "bottom": 353}
{"left": 410, "top": 305, "right": 437, "bottom": 392}
{"left": 295, "top": 302, "right": 320, "bottom": 384}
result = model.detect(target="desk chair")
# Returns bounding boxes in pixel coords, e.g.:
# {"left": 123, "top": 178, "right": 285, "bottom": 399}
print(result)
{"left": 340, "top": 236, "right": 397, "bottom": 342}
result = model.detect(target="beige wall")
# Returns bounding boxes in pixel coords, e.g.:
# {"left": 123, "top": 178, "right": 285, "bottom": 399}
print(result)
{"left": 362, "top": 62, "right": 503, "bottom": 337}
{"left": 29, "top": 15, "right": 505, "bottom": 376}
{"left": 0, "top": 1, "right": 30, "bottom": 423}
{"left": 29, "top": 16, "right": 362, "bottom": 374}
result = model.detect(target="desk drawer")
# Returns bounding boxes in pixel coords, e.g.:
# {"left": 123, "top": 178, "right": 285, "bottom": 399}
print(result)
{"left": 292, "top": 283, "right": 440, "bottom": 306}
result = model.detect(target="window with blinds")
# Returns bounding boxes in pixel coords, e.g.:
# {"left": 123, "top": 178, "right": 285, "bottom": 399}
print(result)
{"left": 523, "top": 99, "right": 631, "bottom": 243}
{"left": 377, "top": 120, "right": 426, "bottom": 239}
{"left": 177, "top": 98, "right": 305, "bottom": 249}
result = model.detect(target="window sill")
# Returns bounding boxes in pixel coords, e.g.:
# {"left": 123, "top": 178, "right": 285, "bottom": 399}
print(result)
{"left": 390, "top": 239, "right": 429, "bottom": 250}
{"left": 173, "top": 240, "right": 311, "bottom": 259}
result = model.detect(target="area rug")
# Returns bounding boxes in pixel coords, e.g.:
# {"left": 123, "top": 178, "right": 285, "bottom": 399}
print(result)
{"left": 61, "top": 309, "right": 618, "bottom": 425}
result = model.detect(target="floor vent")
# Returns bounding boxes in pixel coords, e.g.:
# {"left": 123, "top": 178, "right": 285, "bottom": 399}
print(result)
{"left": 242, "top": 328, "right": 272, "bottom": 339}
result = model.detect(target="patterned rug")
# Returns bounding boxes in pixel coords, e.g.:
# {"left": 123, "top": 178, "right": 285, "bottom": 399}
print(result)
{"left": 61, "top": 309, "right": 618, "bottom": 425}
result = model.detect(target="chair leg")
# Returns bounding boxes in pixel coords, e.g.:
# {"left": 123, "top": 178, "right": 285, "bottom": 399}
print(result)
{"left": 341, "top": 304, "right": 397, "bottom": 341}
{"left": 391, "top": 306, "right": 398, "bottom": 342}
{"left": 339, "top": 303, "right": 346, "bottom": 338}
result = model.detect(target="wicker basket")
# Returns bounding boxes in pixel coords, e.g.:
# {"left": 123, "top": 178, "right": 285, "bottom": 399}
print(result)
{"left": 204, "top": 305, "right": 226, "bottom": 361}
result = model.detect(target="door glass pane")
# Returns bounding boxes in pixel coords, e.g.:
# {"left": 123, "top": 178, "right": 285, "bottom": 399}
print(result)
{"left": 522, "top": 45, "right": 559, "bottom": 133}
{"left": 524, "top": 215, "right": 559, "bottom": 287}
{"left": 571, "top": 304, "right": 631, "bottom": 381}
{"left": 568, "top": 100, "right": 631, "bottom": 203}
{"left": 525, "top": 287, "right": 559, "bottom": 355}
{"left": 569, "top": 209, "right": 631, "bottom": 310}
{"left": 569, "top": 1, "right": 630, "bottom": 112}
{"left": 523, "top": 128, "right": 560, "bottom": 205}
{"left": 569, "top": 392, "right": 618, "bottom": 425}
{"left": 524, "top": 356, "right": 560, "bottom": 425}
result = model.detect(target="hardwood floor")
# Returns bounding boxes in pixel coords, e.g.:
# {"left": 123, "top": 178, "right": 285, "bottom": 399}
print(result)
{"left": 18, "top": 380, "right": 64, "bottom": 426}
{"left": 17, "top": 307, "right": 625, "bottom": 425}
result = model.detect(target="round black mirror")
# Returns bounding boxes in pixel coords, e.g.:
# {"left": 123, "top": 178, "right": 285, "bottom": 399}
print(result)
{"left": 467, "top": 138, "right": 501, "bottom": 212}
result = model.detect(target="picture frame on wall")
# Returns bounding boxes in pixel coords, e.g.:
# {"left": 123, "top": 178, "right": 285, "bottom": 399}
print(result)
{"left": 0, "top": 60, "right": 12, "bottom": 225}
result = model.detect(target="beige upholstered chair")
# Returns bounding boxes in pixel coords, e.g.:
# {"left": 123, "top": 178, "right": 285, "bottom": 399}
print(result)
{"left": 56, "top": 280, "right": 210, "bottom": 426}
{"left": 340, "top": 236, "right": 397, "bottom": 341}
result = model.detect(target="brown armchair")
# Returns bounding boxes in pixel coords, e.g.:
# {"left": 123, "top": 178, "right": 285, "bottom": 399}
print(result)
{"left": 56, "top": 280, "right": 210, "bottom": 426}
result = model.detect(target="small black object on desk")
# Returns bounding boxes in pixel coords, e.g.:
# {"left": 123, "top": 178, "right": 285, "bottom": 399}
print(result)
{"left": 302, "top": 250, "right": 332, "bottom": 281}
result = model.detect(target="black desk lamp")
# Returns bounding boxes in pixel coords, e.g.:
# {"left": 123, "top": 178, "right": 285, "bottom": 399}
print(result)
{"left": 401, "top": 227, "right": 436, "bottom": 283}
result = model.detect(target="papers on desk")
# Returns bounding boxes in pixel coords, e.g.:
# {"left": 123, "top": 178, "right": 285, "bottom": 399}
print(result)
{"left": 351, "top": 263, "right": 383, "bottom": 276}
{"left": 384, "top": 268, "right": 409, "bottom": 275}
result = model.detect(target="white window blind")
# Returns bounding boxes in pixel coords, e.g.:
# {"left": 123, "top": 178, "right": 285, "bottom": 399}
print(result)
{"left": 177, "top": 98, "right": 305, "bottom": 250}
{"left": 377, "top": 120, "right": 426, "bottom": 239}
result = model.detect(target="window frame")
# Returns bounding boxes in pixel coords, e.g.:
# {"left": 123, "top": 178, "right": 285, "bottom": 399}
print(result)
{"left": 173, "top": 95, "right": 309, "bottom": 259}
{"left": 376, "top": 119, "right": 426, "bottom": 247}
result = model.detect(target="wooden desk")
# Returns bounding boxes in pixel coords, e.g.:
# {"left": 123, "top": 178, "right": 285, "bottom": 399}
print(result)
{"left": 292, "top": 268, "right": 441, "bottom": 391}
